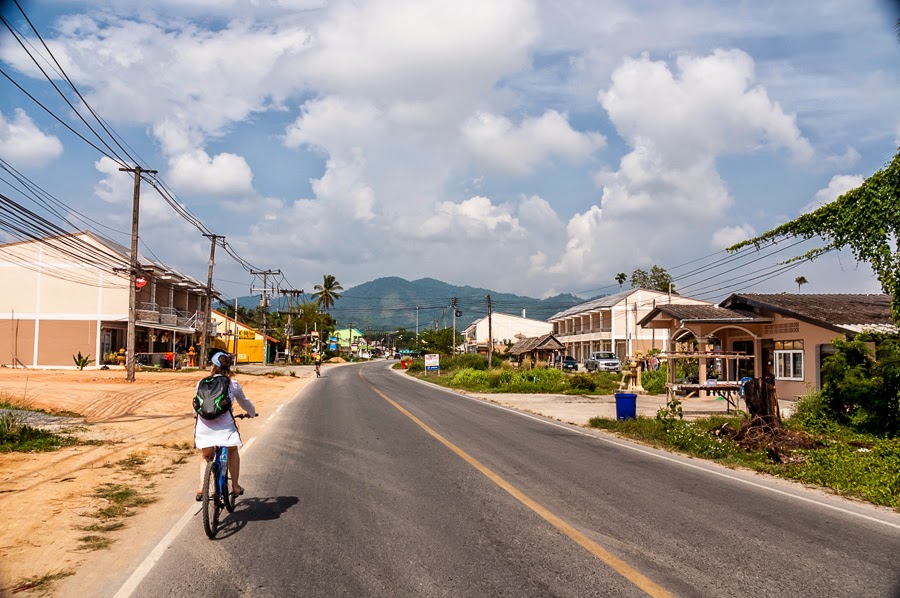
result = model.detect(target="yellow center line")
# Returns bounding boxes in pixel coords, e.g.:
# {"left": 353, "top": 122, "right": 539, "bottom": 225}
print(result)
{"left": 360, "top": 370, "right": 675, "bottom": 598}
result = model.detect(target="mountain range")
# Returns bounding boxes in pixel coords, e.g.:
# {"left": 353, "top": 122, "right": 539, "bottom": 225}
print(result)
{"left": 228, "top": 276, "right": 588, "bottom": 332}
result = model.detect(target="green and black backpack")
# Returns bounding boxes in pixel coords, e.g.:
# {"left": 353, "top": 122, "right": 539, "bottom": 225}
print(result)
{"left": 193, "top": 375, "right": 233, "bottom": 420}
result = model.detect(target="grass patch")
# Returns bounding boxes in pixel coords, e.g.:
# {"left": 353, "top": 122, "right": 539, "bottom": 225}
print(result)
{"left": 414, "top": 365, "right": 621, "bottom": 395}
{"left": 10, "top": 570, "right": 75, "bottom": 594}
{"left": 91, "top": 484, "right": 156, "bottom": 519}
{"left": 589, "top": 413, "right": 900, "bottom": 510}
{"left": 79, "top": 521, "right": 125, "bottom": 533}
{"left": 0, "top": 419, "right": 76, "bottom": 453}
{"left": 77, "top": 534, "right": 114, "bottom": 551}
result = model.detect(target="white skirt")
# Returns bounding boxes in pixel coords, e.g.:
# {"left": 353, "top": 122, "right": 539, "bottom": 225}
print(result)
{"left": 194, "top": 412, "right": 243, "bottom": 449}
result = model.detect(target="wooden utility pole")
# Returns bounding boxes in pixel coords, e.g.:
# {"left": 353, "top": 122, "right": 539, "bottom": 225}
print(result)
{"left": 233, "top": 297, "right": 240, "bottom": 364}
{"left": 200, "top": 234, "right": 223, "bottom": 365}
{"left": 451, "top": 297, "right": 458, "bottom": 355}
{"left": 487, "top": 294, "right": 493, "bottom": 368}
{"left": 119, "top": 165, "right": 157, "bottom": 382}
{"left": 250, "top": 269, "right": 280, "bottom": 364}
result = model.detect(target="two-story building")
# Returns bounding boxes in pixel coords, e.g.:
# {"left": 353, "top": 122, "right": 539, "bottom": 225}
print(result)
{"left": 0, "top": 232, "right": 207, "bottom": 368}
{"left": 549, "top": 288, "right": 710, "bottom": 363}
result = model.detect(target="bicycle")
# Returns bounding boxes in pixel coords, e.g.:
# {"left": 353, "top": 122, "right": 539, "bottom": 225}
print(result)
{"left": 315, "top": 361, "right": 321, "bottom": 378}
{"left": 201, "top": 413, "right": 253, "bottom": 539}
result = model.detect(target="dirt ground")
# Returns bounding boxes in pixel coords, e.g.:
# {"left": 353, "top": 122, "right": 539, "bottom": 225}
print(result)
{"left": 0, "top": 367, "right": 312, "bottom": 596}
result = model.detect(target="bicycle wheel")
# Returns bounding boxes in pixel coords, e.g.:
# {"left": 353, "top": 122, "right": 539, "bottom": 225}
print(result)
{"left": 201, "top": 460, "right": 220, "bottom": 539}
{"left": 222, "top": 463, "right": 235, "bottom": 513}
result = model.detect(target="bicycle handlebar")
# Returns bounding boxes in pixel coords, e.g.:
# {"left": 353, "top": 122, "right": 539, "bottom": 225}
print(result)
{"left": 234, "top": 413, "right": 257, "bottom": 419}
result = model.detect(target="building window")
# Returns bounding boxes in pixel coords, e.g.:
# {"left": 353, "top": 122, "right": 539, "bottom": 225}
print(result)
{"left": 774, "top": 340, "right": 803, "bottom": 381}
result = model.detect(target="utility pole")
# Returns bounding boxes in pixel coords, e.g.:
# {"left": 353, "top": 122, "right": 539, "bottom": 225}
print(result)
{"left": 200, "top": 234, "right": 223, "bottom": 365}
{"left": 415, "top": 306, "right": 419, "bottom": 349}
{"left": 451, "top": 297, "right": 458, "bottom": 355}
{"left": 119, "top": 165, "right": 157, "bottom": 382}
{"left": 487, "top": 294, "right": 493, "bottom": 368}
{"left": 250, "top": 269, "right": 281, "bottom": 364}
{"left": 233, "top": 297, "right": 239, "bottom": 364}
{"left": 279, "top": 288, "right": 304, "bottom": 362}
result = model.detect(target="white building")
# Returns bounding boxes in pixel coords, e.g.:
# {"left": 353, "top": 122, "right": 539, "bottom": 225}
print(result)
{"left": 463, "top": 312, "right": 552, "bottom": 353}
{"left": 549, "top": 288, "right": 711, "bottom": 363}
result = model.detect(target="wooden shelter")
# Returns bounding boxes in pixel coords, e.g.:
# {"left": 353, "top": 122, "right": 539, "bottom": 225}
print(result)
{"left": 509, "top": 333, "right": 565, "bottom": 367}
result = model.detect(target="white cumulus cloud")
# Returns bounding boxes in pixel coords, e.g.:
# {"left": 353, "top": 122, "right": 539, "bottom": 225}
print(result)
{"left": 0, "top": 109, "right": 63, "bottom": 168}
{"left": 462, "top": 110, "right": 605, "bottom": 175}
{"left": 802, "top": 174, "right": 865, "bottom": 213}
{"left": 167, "top": 150, "right": 254, "bottom": 197}
{"left": 533, "top": 48, "right": 816, "bottom": 283}
{"left": 711, "top": 225, "right": 757, "bottom": 250}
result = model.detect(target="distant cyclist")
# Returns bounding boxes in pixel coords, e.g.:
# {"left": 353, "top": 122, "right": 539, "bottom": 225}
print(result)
{"left": 314, "top": 353, "right": 321, "bottom": 377}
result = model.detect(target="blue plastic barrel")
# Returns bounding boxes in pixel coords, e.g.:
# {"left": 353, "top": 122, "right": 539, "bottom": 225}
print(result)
{"left": 615, "top": 393, "right": 637, "bottom": 420}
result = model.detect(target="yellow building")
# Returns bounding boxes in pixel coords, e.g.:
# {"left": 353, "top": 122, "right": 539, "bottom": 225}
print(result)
{"left": 209, "top": 310, "right": 276, "bottom": 364}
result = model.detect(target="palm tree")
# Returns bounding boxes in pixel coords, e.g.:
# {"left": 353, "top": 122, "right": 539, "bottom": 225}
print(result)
{"left": 795, "top": 276, "right": 808, "bottom": 293}
{"left": 615, "top": 272, "right": 627, "bottom": 290}
{"left": 313, "top": 274, "right": 344, "bottom": 312}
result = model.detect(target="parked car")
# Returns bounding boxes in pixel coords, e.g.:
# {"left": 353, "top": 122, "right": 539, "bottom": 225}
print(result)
{"left": 584, "top": 351, "right": 621, "bottom": 373}
{"left": 561, "top": 355, "right": 578, "bottom": 372}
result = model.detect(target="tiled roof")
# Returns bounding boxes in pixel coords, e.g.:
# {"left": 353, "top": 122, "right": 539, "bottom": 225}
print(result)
{"left": 509, "top": 333, "right": 565, "bottom": 354}
{"left": 721, "top": 293, "right": 897, "bottom": 334}
{"left": 548, "top": 288, "right": 648, "bottom": 320}
{"left": 639, "top": 304, "right": 770, "bottom": 326}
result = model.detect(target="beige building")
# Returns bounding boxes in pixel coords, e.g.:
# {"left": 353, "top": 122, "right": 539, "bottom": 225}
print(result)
{"left": 549, "top": 288, "right": 711, "bottom": 363}
{"left": 639, "top": 293, "right": 897, "bottom": 399}
{"left": 0, "top": 232, "right": 207, "bottom": 368}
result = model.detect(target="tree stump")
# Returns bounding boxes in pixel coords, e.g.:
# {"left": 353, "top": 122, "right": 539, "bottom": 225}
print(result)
{"left": 742, "top": 377, "right": 781, "bottom": 429}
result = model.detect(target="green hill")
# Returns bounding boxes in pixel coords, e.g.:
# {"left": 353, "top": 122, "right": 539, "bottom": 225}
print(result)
{"left": 239, "top": 277, "right": 586, "bottom": 332}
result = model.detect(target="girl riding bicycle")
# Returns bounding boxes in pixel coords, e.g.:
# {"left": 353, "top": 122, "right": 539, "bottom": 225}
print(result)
{"left": 194, "top": 349, "right": 256, "bottom": 501}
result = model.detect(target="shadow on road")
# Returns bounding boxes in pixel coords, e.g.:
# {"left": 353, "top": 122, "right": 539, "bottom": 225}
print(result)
{"left": 213, "top": 495, "right": 300, "bottom": 539}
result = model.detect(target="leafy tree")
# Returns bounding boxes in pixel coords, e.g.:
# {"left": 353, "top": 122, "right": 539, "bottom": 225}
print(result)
{"left": 615, "top": 272, "right": 627, "bottom": 290}
{"left": 795, "top": 275, "right": 808, "bottom": 293}
{"left": 820, "top": 334, "right": 900, "bottom": 436}
{"left": 313, "top": 274, "right": 344, "bottom": 312}
{"left": 418, "top": 327, "right": 462, "bottom": 355}
{"left": 729, "top": 149, "right": 900, "bottom": 321}
{"left": 630, "top": 265, "right": 675, "bottom": 293}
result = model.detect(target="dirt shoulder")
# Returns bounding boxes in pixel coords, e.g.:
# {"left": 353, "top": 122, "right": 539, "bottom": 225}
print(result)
{"left": 0, "top": 367, "right": 314, "bottom": 596}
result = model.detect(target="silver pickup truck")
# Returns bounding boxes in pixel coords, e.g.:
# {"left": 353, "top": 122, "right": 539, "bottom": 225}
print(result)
{"left": 584, "top": 351, "right": 621, "bottom": 373}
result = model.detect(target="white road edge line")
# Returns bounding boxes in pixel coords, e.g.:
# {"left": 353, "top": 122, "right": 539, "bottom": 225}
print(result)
{"left": 397, "top": 367, "right": 900, "bottom": 531}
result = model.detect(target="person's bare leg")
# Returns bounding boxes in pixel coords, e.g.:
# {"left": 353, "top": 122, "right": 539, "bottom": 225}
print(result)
{"left": 227, "top": 446, "right": 242, "bottom": 494}
{"left": 197, "top": 448, "right": 214, "bottom": 495}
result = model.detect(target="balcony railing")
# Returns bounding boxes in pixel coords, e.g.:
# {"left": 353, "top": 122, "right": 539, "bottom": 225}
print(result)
{"left": 159, "top": 306, "right": 178, "bottom": 326}
{"left": 136, "top": 302, "right": 160, "bottom": 324}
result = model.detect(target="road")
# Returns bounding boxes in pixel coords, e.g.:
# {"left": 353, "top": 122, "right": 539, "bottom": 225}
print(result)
{"left": 126, "top": 362, "right": 900, "bottom": 597}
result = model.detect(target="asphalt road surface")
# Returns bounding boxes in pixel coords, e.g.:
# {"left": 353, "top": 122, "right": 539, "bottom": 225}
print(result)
{"left": 127, "top": 362, "right": 900, "bottom": 597}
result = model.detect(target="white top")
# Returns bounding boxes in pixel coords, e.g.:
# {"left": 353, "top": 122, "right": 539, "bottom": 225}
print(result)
{"left": 193, "top": 376, "right": 256, "bottom": 449}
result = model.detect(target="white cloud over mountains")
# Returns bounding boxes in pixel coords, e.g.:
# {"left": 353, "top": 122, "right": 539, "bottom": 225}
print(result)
{"left": 530, "top": 48, "right": 816, "bottom": 284}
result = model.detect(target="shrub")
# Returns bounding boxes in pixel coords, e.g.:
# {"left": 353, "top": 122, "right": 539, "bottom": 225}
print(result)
{"left": 568, "top": 373, "right": 597, "bottom": 392}
{"left": 641, "top": 367, "right": 667, "bottom": 395}
{"left": 406, "top": 359, "right": 425, "bottom": 373}
{"left": 450, "top": 368, "right": 490, "bottom": 387}
{"left": 446, "top": 354, "right": 489, "bottom": 371}
{"left": 820, "top": 334, "right": 900, "bottom": 436}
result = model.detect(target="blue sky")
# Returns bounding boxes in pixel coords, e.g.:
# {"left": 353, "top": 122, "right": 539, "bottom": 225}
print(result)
{"left": 1, "top": 0, "right": 898, "bottom": 304}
